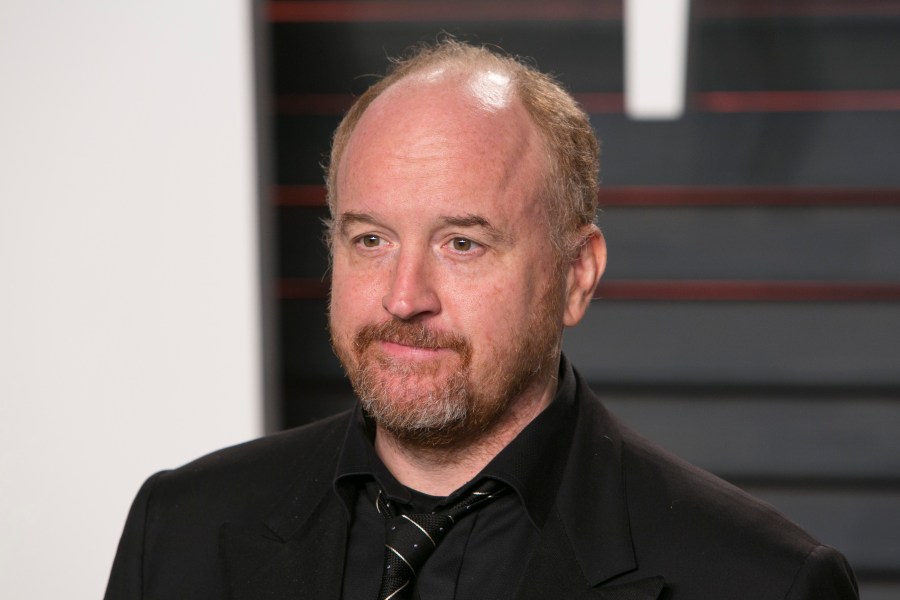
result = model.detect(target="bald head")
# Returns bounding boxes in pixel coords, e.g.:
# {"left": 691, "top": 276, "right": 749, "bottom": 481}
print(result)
{"left": 325, "top": 40, "right": 600, "bottom": 258}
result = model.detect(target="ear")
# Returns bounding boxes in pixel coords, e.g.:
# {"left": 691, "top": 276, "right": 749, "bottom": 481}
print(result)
{"left": 563, "top": 225, "right": 606, "bottom": 327}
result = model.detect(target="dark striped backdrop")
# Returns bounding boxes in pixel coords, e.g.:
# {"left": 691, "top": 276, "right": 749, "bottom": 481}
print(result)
{"left": 255, "top": 2, "right": 900, "bottom": 596}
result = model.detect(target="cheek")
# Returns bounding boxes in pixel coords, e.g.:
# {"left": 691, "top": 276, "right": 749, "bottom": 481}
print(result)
{"left": 333, "top": 251, "right": 388, "bottom": 300}
{"left": 449, "top": 273, "right": 528, "bottom": 346}
{"left": 330, "top": 263, "right": 376, "bottom": 335}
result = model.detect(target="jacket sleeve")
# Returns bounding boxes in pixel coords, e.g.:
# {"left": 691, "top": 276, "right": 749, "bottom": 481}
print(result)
{"left": 785, "top": 544, "right": 859, "bottom": 600}
{"left": 104, "top": 472, "right": 164, "bottom": 600}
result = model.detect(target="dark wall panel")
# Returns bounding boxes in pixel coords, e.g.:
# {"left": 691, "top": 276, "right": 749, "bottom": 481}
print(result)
{"left": 601, "top": 206, "right": 900, "bottom": 281}
{"left": 691, "top": 16, "right": 900, "bottom": 91}
{"left": 748, "top": 489, "right": 900, "bottom": 573}
{"left": 568, "top": 303, "right": 900, "bottom": 386}
{"left": 271, "top": 21, "right": 623, "bottom": 94}
{"left": 604, "top": 396, "right": 900, "bottom": 479}
{"left": 594, "top": 112, "right": 900, "bottom": 187}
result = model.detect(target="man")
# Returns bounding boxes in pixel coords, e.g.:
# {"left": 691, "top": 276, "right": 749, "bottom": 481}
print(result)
{"left": 105, "top": 41, "right": 858, "bottom": 599}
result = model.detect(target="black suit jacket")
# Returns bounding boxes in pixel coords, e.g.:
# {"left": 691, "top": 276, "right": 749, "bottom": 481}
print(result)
{"left": 105, "top": 369, "right": 858, "bottom": 599}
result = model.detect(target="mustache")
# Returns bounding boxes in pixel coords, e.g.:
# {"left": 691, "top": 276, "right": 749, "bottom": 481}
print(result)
{"left": 354, "top": 320, "right": 470, "bottom": 356}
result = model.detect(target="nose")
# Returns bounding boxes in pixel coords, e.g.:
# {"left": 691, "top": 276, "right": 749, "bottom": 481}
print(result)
{"left": 382, "top": 249, "right": 441, "bottom": 321}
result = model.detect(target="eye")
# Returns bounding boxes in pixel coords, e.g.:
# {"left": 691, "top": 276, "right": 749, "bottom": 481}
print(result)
{"left": 449, "top": 237, "right": 480, "bottom": 252}
{"left": 356, "top": 234, "right": 382, "bottom": 248}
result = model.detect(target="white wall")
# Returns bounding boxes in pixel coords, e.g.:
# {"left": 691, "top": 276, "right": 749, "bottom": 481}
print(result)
{"left": 0, "top": 2, "right": 262, "bottom": 597}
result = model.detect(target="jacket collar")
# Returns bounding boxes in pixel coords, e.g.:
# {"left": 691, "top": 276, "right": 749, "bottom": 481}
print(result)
{"left": 220, "top": 412, "right": 353, "bottom": 600}
{"left": 515, "top": 363, "right": 666, "bottom": 599}
{"left": 560, "top": 369, "right": 639, "bottom": 585}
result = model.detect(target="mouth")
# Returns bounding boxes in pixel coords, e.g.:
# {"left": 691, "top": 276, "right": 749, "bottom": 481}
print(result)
{"left": 377, "top": 339, "right": 450, "bottom": 360}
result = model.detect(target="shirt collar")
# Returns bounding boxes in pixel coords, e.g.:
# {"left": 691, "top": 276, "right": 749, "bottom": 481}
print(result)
{"left": 333, "top": 355, "right": 578, "bottom": 529}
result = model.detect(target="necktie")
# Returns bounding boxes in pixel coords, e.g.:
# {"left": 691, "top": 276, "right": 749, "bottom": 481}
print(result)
{"left": 375, "top": 479, "right": 508, "bottom": 600}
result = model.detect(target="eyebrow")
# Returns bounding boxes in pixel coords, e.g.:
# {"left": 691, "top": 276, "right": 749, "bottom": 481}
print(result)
{"left": 335, "top": 211, "right": 380, "bottom": 237}
{"left": 334, "top": 210, "right": 512, "bottom": 245}
{"left": 439, "top": 214, "right": 512, "bottom": 245}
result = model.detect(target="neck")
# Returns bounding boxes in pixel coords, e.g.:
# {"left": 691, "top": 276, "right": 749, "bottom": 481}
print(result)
{"left": 373, "top": 373, "right": 558, "bottom": 496}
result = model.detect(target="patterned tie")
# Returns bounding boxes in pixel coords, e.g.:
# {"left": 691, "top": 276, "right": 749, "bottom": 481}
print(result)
{"left": 375, "top": 479, "right": 508, "bottom": 600}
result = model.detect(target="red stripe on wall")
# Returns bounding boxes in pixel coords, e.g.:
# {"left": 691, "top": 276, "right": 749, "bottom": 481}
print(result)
{"left": 280, "top": 278, "right": 330, "bottom": 299}
{"left": 692, "top": 91, "right": 900, "bottom": 113}
{"left": 599, "top": 188, "right": 900, "bottom": 207}
{"left": 275, "top": 185, "right": 900, "bottom": 208}
{"left": 274, "top": 93, "right": 626, "bottom": 116}
{"left": 279, "top": 278, "right": 900, "bottom": 302}
{"left": 268, "top": 1, "right": 622, "bottom": 23}
{"left": 572, "top": 93, "right": 626, "bottom": 113}
{"left": 274, "top": 90, "right": 900, "bottom": 116}
{"left": 267, "top": 0, "right": 900, "bottom": 22}
{"left": 693, "top": 0, "right": 900, "bottom": 18}
{"left": 276, "top": 185, "right": 328, "bottom": 207}
{"left": 596, "top": 280, "right": 900, "bottom": 302}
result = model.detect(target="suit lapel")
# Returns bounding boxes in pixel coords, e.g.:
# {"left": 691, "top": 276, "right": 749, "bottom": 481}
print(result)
{"left": 516, "top": 366, "right": 667, "bottom": 600}
{"left": 221, "top": 498, "right": 348, "bottom": 600}
{"left": 514, "top": 508, "right": 664, "bottom": 600}
{"left": 514, "top": 507, "right": 598, "bottom": 600}
{"left": 220, "top": 413, "right": 352, "bottom": 600}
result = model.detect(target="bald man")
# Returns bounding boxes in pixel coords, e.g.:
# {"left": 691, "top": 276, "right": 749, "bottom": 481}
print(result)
{"left": 105, "top": 41, "right": 858, "bottom": 600}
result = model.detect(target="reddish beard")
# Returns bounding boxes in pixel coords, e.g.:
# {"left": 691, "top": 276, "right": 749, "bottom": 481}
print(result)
{"left": 330, "top": 278, "right": 564, "bottom": 449}
{"left": 344, "top": 320, "right": 476, "bottom": 447}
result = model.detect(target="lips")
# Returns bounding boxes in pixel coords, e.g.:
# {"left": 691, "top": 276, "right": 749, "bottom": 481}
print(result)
{"left": 378, "top": 340, "right": 447, "bottom": 361}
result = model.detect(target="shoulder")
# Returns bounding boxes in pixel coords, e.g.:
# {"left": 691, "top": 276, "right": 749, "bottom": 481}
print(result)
{"left": 145, "top": 410, "right": 351, "bottom": 520}
{"left": 105, "top": 411, "right": 353, "bottom": 599}
{"left": 624, "top": 429, "right": 856, "bottom": 597}
{"left": 573, "top": 380, "right": 858, "bottom": 598}
{"left": 573, "top": 378, "right": 820, "bottom": 556}
{"left": 620, "top": 420, "right": 816, "bottom": 553}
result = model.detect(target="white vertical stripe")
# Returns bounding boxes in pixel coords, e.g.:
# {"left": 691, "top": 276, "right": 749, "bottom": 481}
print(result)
{"left": 0, "top": 1, "right": 261, "bottom": 598}
{"left": 625, "top": 0, "right": 692, "bottom": 119}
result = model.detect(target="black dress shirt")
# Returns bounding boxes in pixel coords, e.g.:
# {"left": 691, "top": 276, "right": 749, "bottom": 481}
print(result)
{"left": 334, "top": 359, "right": 578, "bottom": 600}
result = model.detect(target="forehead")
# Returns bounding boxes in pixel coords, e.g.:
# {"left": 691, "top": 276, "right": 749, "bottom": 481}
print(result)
{"left": 335, "top": 71, "right": 548, "bottom": 222}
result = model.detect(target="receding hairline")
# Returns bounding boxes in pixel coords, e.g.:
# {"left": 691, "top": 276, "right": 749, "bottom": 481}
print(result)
{"left": 328, "top": 44, "right": 551, "bottom": 197}
{"left": 325, "top": 40, "right": 600, "bottom": 259}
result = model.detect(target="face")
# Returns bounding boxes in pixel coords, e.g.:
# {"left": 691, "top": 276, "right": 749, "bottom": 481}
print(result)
{"left": 328, "top": 71, "right": 567, "bottom": 448}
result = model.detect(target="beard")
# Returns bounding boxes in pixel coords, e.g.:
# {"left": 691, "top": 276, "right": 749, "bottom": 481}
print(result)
{"left": 330, "top": 277, "right": 564, "bottom": 449}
